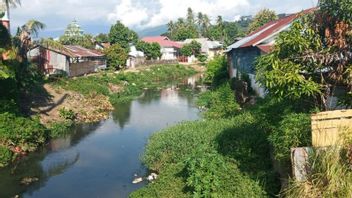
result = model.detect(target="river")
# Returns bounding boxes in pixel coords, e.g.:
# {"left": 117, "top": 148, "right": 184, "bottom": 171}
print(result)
{"left": 0, "top": 75, "right": 205, "bottom": 198}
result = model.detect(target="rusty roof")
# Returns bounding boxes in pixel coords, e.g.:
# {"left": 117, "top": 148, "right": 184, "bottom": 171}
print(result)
{"left": 62, "top": 45, "right": 104, "bottom": 58}
{"left": 226, "top": 7, "right": 317, "bottom": 53}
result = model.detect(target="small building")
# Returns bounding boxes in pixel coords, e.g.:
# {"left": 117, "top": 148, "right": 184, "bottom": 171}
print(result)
{"left": 95, "top": 42, "right": 111, "bottom": 51}
{"left": 183, "top": 38, "right": 223, "bottom": 60}
{"left": 126, "top": 45, "right": 145, "bottom": 68}
{"left": 226, "top": 8, "right": 315, "bottom": 97}
{"left": 142, "top": 36, "right": 182, "bottom": 60}
{"left": 28, "top": 45, "right": 107, "bottom": 77}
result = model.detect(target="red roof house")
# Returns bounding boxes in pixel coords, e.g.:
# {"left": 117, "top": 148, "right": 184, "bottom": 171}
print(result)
{"left": 142, "top": 36, "right": 182, "bottom": 60}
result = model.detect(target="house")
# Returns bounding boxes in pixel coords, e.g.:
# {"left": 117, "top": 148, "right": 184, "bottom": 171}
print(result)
{"left": 95, "top": 42, "right": 111, "bottom": 51}
{"left": 226, "top": 8, "right": 315, "bottom": 97}
{"left": 126, "top": 45, "right": 145, "bottom": 68}
{"left": 142, "top": 36, "right": 182, "bottom": 60}
{"left": 28, "top": 45, "right": 107, "bottom": 77}
{"left": 183, "top": 38, "right": 223, "bottom": 60}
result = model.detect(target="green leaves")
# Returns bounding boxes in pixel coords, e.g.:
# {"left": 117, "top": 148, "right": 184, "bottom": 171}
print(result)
{"left": 103, "top": 43, "right": 128, "bottom": 69}
{"left": 108, "top": 21, "right": 138, "bottom": 49}
{"left": 248, "top": 9, "right": 278, "bottom": 33}
{"left": 180, "top": 40, "right": 201, "bottom": 57}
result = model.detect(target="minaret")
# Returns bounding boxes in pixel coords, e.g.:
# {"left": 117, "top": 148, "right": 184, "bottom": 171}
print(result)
{"left": 0, "top": 2, "right": 10, "bottom": 30}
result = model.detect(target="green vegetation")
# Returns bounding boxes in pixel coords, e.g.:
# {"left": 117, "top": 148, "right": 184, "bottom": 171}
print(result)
{"left": 52, "top": 65, "right": 196, "bottom": 104}
{"left": 48, "top": 121, "right": 74, "bottom": 138}
{"left": 166, "top": 8, "right": 243, "bottom": 45}
{"left": 284, "top": 147, "right": 352, "bottom": 197}
{"left": 135, "top": 41, "right": 162, "bottom": 60}
{"left": 256, "top": 1, "right": 352, "bottom": 109}
{"left": 130, "top": 117, "right": 271, "bottom": 198}
{"left": 0, "top": 113, "right": 46, "bottom": 152}
{"left": 248, "top": 9, "right": 278, "bottom": 33}
{"left": 0, "top": 146, "right": 13, "bottom": 167}
{"left": 108, "top": 21, "right": 139, "bottom": 49}
{"left": 59, "top": 107, "right": 76, "bottom": 121}
{"left": 103, "top": 43, "right": 128, "bottom": 69}
{"left": 180, "top": 40, "right": 201, "bottom": 57}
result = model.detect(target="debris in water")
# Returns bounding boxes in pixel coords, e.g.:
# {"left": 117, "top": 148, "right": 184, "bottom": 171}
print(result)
{"left": 132, "top": 177, "right": 143, "bottom": 184}
{"left": 20, "top": 177, "right": 39, "bottom": 186}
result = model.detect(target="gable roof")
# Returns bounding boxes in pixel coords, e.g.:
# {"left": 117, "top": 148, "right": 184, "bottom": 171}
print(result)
{"left": 142, "top": 36, "right": 182, "bottom": 49}
{"left": 183, "top": 38, "right": 223, "bottom": 50}
{"left": 35, "top": 45, "right": 104, "bottom": 58}
{"left": 226, "top": 7, "right": 317, "bottom": 53}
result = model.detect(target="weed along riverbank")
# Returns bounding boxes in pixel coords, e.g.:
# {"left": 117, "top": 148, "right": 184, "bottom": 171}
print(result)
{"left": 0, "top": 64, "right": 196, "bottom": 171}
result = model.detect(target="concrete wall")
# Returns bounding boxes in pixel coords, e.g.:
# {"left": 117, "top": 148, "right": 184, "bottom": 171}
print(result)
{"left": 161, "top": 47, "right": 178, "bottom": 60}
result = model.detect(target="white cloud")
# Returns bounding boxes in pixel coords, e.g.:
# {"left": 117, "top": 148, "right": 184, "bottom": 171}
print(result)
{"left": 107, "top": 0, "right": 250, "bottom": 28}
{"left": 107, "top": 0, "right": 149, "bottom": 27}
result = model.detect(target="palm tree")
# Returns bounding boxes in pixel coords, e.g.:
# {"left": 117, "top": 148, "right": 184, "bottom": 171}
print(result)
{"left": 15, "top": 20, "right": 45, "bottom": 61}
{"left": 2, "top": 0, "right": 21, "bottom": 31}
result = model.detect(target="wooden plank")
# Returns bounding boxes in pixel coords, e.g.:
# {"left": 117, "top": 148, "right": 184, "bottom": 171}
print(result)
{"left": 312, "top": 109, "right": 352, "bottom": 121}
{"left": 311, "top": 110, "right": 352, "bottom": 147}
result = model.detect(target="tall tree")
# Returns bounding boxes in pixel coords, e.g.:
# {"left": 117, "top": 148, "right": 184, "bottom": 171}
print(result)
{"left": 187, "top": 7, "right": 195, "bottom": 25}
{"left": 109, "top": 21, "right": 138, "bottom": 49}
{"left": 14, "top": 20, "right": 45, "bottom": 61}
{"left": 248, "top": 9, "right": 278, "bottom": 33}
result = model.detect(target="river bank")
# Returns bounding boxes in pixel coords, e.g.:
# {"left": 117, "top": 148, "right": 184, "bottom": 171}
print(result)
{"left": 0, "top": 64, "right": 197, "bottom": 168}
{"left": 0, "top": 72, "right": 204, "bottom": 198}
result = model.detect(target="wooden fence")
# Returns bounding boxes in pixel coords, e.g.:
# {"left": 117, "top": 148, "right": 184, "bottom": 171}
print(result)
{"left": 311, "top": 109, "right": 352, "bottom": 147}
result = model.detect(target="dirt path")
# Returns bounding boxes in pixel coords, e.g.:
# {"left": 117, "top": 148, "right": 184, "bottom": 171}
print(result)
{"left": 31, "top": 84, "right": 113, "bottom": 125}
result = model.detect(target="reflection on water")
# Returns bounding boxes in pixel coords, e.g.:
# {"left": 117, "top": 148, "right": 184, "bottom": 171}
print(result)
{"left": 0, "top": 75, "right": 205, "bottom": 198}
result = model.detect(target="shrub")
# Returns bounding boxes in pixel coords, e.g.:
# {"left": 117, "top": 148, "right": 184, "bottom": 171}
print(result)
{"left": 0, "top": 146, "right": 12, "bottom": 167}
{"left": 0, "top": 113, "right": 46, "bottom": 151}
{"left": 49, "top": 121, "right": 73, "bottom": 138}
{"left": 205, "top": 55, "right": 228, "bottom": 86}
{"left": 133, "top": 117, "right": 277, "bottom": 197}
{"left": 59, "top": 107, "right": 76, "bottom": 120}
{"left": 197, "top": 83, "right": 240, "bottom": 119}
{"left": 268, "top": 113, "right": 311, "bottom": 164}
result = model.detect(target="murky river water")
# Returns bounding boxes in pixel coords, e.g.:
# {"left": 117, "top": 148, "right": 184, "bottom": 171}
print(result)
{"left": 0, "top": 75, "right": 204, "bottom": 198}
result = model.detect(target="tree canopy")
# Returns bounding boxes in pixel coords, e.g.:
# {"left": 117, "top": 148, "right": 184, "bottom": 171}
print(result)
{"left": 248, "top": 9, "right": 278, "bottom": 33}
{"left": 108, "top": 21, "right": 139, "bottom": 49}
{"left": 166, "top": 8, "right": 243, "bottom": 45}
{"left": 256, "top": 1, "right": 352, "bottom": 109}
{"left": 135, "top": 41, "right": 161, "bottom": 60}
{"left": 180, "top": 40, "right": 202, "bottom": 57}
{"left": 103, "top": 43, "right": 128, "bottom": 70}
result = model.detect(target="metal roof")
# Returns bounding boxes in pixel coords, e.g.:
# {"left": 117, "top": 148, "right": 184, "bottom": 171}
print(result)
{"left": 226, "top": 7, "right": 317, "bottom": 53}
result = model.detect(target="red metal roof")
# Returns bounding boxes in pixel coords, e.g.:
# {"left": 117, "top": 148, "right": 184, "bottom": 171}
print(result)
{"left": 142, "top": 36, "right": 182, "bottom": 49}
{"left": 227, "top": 7, "right": 317, "bottom": 53}
{"left": 257, "top": 45, "right": 273, "bottom": 54}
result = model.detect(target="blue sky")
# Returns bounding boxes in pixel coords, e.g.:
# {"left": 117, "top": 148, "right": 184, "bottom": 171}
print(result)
{"left": 11, "top": 0, "right": 318, "bottom": 38}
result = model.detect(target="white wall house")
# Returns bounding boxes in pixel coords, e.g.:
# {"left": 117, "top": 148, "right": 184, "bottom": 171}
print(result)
{"left": 142, "top": 36, "right": 182, "bottom": 60}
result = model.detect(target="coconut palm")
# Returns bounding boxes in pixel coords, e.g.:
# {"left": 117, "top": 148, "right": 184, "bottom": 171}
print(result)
{"left": 15, "top": 20, "right": 45, "bottom": 61}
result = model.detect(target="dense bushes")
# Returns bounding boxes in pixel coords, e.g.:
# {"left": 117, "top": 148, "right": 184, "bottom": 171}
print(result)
{"left": 204, "top": 55, "right": 228, "bottom": 86}
{"left": 269, "top": 113, "right": 311, "bottom": 164}
{"left": 0, "top": 146, "right": 13, "bottom": 167}
{"left": 197, "top": 83, "right": 240, "bottom": 119}
{"left": 0, "top": 113, "right": 46, "bottom": 152}
{"left": 131, "top": 113, "right": 279, "bottom": 197}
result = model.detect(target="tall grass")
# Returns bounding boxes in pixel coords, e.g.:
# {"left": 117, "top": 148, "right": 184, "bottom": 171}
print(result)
{"left": 283, "top": 147, "right": 352, "bottom": 198}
